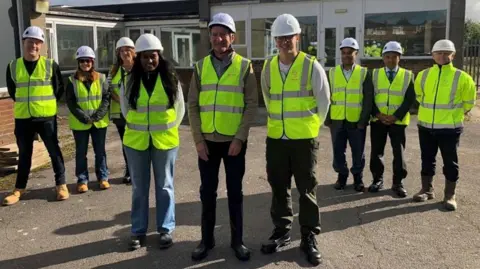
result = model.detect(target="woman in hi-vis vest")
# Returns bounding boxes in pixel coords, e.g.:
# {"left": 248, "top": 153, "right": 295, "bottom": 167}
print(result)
{"left": 123, "top": 34, "right": 185, "bottom": 251}
{"left": 108, "top": 37, "right": 136, "bottom": 184}
{"left": 66, "top": 46, "right": 111, "bottom": 194}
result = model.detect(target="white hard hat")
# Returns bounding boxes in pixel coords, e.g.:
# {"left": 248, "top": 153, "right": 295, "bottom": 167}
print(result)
{"left": 382, "top": 41, "right": 403, "bottom": 55}
{"left": 75, "top": 46, "right": 95, "bottom": 59}
{"left": 340, "top": 38, "right": 359, "bottom": 50}
{"left": 116, "top": 37, "right": 135, "bottom": 50}
{"left": 271, "top": 14, "right": 301, "bottom": 38}
{"left": 432, "top": 39, "right": 456, "bottom": 53}
{"left": 135, "top": 33, "right": 163, "bottom": 53}
{"left": 208, "top": 13, "right": 236, "bottom": 33}
{"left": 22, "top": 26, "right": 45, "bottom": 42}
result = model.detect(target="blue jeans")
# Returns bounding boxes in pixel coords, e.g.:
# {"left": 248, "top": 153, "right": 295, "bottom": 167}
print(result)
{"left": 72, "top": 126, "right": 108, "bottom": 183}
{"left": 330, "top": 123, "right": 367, "bottom": 177}
{"left": 125, "top": 145, "right": 178, "bottom": 236}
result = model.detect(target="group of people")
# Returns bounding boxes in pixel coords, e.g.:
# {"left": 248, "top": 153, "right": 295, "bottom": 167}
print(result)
{"left": 2, "top": 10, "right": 476, "bottom": 266}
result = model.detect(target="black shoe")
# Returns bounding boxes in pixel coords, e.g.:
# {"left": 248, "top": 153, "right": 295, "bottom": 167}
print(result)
{"left": 129, "top": 235, "right": 146, "bottom": 251}
{"left": 368, "top": 180, "right": 384, "bottom": 193}
{"left": 300, "top": 234, "right": 322, "bottom": 266}
{"left": 261, "top": 229, "right": 291, "bottom": 254}
{"left": 123, "top": 176, "right": 131, "bottom": 184}
{"left": 231, "top": 243, "right": 251, "bottom": 261}
{"left": 334, "top": 174, "right": 348, "bottom": 190}
{"left": 191, "top": 240, "right": 215, "bottom": 261}
{"left": 158, "top": 233, "right": 173, "bottom": 249}
{"left": 353, "top": 175, "right": 365, "bottom": 192}
{"left": 392, "top": 183, "right": 407, "bottom": 198}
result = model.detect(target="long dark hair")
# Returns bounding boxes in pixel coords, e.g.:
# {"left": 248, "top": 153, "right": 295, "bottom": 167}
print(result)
{"left": 128, "top": 51, "right": 178, "bottom": 110}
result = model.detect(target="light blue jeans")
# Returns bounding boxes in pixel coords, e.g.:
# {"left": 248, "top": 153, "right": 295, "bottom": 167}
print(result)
{"left": 125, "top": 145, "right": 178, "bottom": 236}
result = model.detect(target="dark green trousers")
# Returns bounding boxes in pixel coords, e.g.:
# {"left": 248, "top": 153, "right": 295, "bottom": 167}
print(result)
{"left": 266, "top": 137, "right": 321, "bottom": 236}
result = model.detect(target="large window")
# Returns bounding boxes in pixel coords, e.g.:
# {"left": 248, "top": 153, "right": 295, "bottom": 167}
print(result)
{"left": 97, "top": 27, "right": 121, "bottom": 69}
{"left": 56, "top": 25, "right": 94, "bottom": 70}
{"left": 159, "top": 27, "right": 200, "bottom": 67}
{"left": 364, "top": 10, "right": 447, "bottom": 57}
{"left": 233, "top": 21, "right": 247, "bottom": 57}
{"left": 251, "top": 16, "right": 317, "bottom": 58}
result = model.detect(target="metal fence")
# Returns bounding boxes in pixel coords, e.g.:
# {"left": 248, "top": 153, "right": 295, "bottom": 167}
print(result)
{"left": 464, "top": 39, "right": 480, "bottom": 86}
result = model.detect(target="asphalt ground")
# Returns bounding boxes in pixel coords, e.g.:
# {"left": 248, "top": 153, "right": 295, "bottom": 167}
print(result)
{"left": 0, "top": 108, "right": 479, "bottom": 269}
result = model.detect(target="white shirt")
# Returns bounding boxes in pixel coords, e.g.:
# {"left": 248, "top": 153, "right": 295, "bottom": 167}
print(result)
{"left": 120, "top": 79, "right": 185, "bottom": 127}
{"left": 342, "top": 64, "right": 356, "bottom": 81}
{"left": 261, "top": 57, "right": 331, "bottom": 140}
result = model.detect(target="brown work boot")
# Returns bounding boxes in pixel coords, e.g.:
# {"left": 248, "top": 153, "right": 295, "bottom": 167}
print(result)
{"left": 413, "top": 176, "right": 435, "bottom": 202}
{"left": 56, "top": 184, "right": 70, "bottom": 201}
{"left": 77, "top": 183, "right": 88, "bottom": 193}
{"left": 99, "top": 180, "right": 110, "bottom": 190}
{"left": 2, "top": 189, "right": 26, "bottom": 206}
{"left": 443, "top": 180, "right": 457, "bottom": 211}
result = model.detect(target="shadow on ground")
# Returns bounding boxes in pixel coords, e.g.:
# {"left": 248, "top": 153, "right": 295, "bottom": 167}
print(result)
{"left": 0, "top": 184, "right": 443, "bottom": 269}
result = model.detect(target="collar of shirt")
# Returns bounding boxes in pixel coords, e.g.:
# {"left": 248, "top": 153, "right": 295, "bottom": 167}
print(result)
{"left": 342, "top": 63, "right": 355, "bottom": 72}
{"left": 385, "top": 66, "right": 399, "bottom": 73}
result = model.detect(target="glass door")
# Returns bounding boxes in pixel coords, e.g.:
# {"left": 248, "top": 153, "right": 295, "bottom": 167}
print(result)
{"left": 320, "top": 26, "right": 358, "bottom": 68}
{"left": 174, "top": 35, "right": 192, "bottom": 67}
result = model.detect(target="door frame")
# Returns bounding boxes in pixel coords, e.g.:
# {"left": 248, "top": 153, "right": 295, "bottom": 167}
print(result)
{"left": 173, "top": 34, "right": 193, "bottom": 67}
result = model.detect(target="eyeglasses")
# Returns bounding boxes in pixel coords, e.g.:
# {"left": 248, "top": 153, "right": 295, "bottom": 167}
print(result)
{"left": 78, "top": 59, "right": 92, "bottom": 64}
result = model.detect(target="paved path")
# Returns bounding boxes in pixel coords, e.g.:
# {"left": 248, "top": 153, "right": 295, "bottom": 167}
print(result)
{"left": 1, "top": 110, "right": 480, "bottom": 269}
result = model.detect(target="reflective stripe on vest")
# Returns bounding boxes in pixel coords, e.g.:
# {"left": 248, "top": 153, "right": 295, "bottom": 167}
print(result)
{"left": 10, "top": 56, "right": 56, "bottom": 119}
{"left": 372, "top": 67, "right": 412, "bottom": 125}
{"left": 109, "top": 68, "right": 123, "bottom": 120}
{"left": 197, "top": 54, "right": 250, "bottom": 136}
{"left": 263, "top": 51, "right": 319, "bottom": 139}
{"left": 123, "top": 75, "right": 179, "bottom": 151}
{"left": 329, "top": 65, "right": 367, "bottom": 122}
{"left": 417, "top": 64, "right": 464, "bottom": 129}
{"left": 68, "top": 74, "right": 109, "bottom": 131}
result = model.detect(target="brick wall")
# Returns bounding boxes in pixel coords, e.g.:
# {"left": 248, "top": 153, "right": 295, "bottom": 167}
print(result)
{"left": 0, "top": 97, "right": 15, "bottom": 147}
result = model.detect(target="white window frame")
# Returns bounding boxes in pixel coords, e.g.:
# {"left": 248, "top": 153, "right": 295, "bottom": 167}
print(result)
{"left": 211, "top": 0, "right": 452, "bottom": 61}
{"left": 46, "top": 16, "right": 123, "bottom": 70}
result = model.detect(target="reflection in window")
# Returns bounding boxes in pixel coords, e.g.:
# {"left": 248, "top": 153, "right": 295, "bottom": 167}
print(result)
{"left": 364, "top": 10, "right": 447, "bottom": 57}
{"left": 344, "top": 27, "right": 356, "bottom": 39}
{"left": 129, "top": 29, "right": 141, "bottom": 42}
{"left": 160, "top": 27, "right": 200, "bottom": 67}
{"left": 56, "top": 25, "right": 93, "bottom": 71}
{"left": 324, "top": 28, "right": 336, "bottom": 67}
{"left": 251, "top": 16, "right": 317, "bottom": 58}
{"left": 234, "top": 21, "right": 246, "bottom": 45}
{"left": 97, "top": 28, "right": 121, "bottom": 69}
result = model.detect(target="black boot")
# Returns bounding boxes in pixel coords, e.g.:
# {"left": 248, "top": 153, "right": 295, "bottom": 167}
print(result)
{"left": 334, "top": 174, "right": 348, "bottom": 190}
{"left": 158, "top": 233, "right": 173, "bottom": 249}
{"left": 129, "top": 235, "right": 146, "bottom": 251}
{"left": 261, "top": 229, "right": 291, "bottom": 254}
{"left": 368, "top": 178, "right": 384, "bottom": 193}
{"left": 192, "top": 239, "right": 215, "bottom": 261}
{"left": 300, "top": 234, "right": 322, "bottom": 266}
{"left": 122, "top": 168, "right": 131, "bottom": 184}
{"left": 353, "top": 174, "right": 365, "bottom": 192}
{"left": 392, "top": 177, "right": 407, "bottom": 198}
{"left": 231, "top": 243, "right": 251, "bottom": 261}
{"left": 228, "top": 192, "right": 250, "bottom": 261}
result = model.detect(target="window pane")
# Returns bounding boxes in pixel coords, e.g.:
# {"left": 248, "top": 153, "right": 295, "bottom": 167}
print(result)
{"left": 161, "top": 27, "right": 200, "bottom": 67}
{"left": 344, "top": 27, "right": 356, "bottom": 39}
{"left": 192, "top": 33, "right": 201, "bottom": 62}
{"left": 161, "top": 31, "right": 174, "bottom": 64}
{"left": 56, "top": 25, "right": 94, "bottom": 71}
{"left": 233, "top": 46, "right": 247, "bottom": 57}
{"left": 364, "top": 10, "right": 447, "bottom": 57}
{"left": 251, "top": 17, "right": 317, "bottom": 58}
{"left": 97, "top": 28, "right": 121, "bottom": 69}
{"left": 324, "top": 28, "right": 336, "bottom": 68}
{"left": 234, "top": 21, "right": 246, "bottom": 45}
{"left": 129, "top": 29, "right": 141, "bottom": 42}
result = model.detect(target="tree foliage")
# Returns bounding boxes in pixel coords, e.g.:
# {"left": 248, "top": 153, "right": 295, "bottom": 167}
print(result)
{"left": 465, "top": 19, "right": 480, "bottom": 41}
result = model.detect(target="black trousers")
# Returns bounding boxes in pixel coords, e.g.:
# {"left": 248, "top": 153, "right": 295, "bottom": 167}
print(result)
{"left": 418, "top": 127, "right": 461, "bottom": 182}
{"left": 14, "top": 118, "right": 66, "bottom": 189}
{"left": 113, "top": 119, "right": 129, "bottom": 177}
{"left": 266, "top": 138, "right": 321, "bottom": 236}
{"left": 369, "top": 121, "right": 407, "bottom": 183}
{"left": 198, "top": 140, "right": 247, "bottom": 245}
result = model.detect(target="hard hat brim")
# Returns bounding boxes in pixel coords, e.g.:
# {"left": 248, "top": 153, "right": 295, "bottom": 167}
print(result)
{"left": 339, "top": 45, "right": 358, "bottom": 50}
{"left": 22, "top": 36, "right": 44, "bottom": 42}
{"left": 271, "top": 29, "right": 302, "bottom": 38}
{"left": 382, "top": 50, "right": 402, "bottom": 55}
{"left": 208, "top": 22, "right": 236, "bottom": 33}
{"left": 136, "top": 48, "right": 164, "bottom": 53}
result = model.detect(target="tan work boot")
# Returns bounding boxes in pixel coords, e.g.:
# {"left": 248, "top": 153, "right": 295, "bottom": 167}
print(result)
{"left": 56, "top": 184, "right": 70, "bottom": 201}
{"left": 443, "top": 180, "right": 457, "bottom": 211}
{"left": 99, "top": 180, "right": 110, "bottom": 190}
{"left": 77, "top": 183, "right": 88, "bottom": 193}
{"left": 2, "top": 189, "right": 26, "bottom": 206}
{"left": 413, "top": 176, "right": 435, "bottom": 202}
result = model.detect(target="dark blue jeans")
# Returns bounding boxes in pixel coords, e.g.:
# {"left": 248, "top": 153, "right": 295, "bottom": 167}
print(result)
{"left": 330, "top": 123, "right": 367, "bottom": 178}
{"left": 72, "top": 126, "right": 108, "bottom": 183}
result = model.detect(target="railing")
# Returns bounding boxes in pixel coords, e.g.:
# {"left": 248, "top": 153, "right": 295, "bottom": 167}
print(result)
{"left": 463, "top": 39, "right": 480, "bottom": 87}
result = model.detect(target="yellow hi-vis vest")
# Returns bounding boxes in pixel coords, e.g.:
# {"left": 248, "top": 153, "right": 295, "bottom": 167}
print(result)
{"left": 372, "top": 67, "right": 413, "bottom": 125}
{"left": 9, "top": 56, "right": 56, "bottom": 119}
{"left": 68, "top": 74, "right": 110, "bottom": 131}
{"left": 109, "top": 68, "right": 123, "bottom": 120}
{"left": 123, "top": 75, "right": 179, "bottom": 151}
{"left": 196, "top": 53, "right": 250, "bottom": 136}
{"left": 415, "top": 63, "right": 477, "bottom": 129}
{"left": 263, "top": 52, "right": 319, "bottom": 139}
{"left": 329, "top": 65, "right": 367, "bottom": 122}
